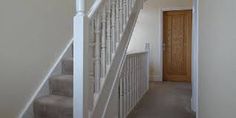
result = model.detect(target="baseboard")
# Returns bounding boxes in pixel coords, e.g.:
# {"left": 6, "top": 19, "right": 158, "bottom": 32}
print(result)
{"left": 150, "top": 75, "right": 162, "bottom": 81}
{"left": 18, "top": 39, "right": 74, "bottom": 118}
{"left": 191, "top": 97, "right": 197, "bottom": 112}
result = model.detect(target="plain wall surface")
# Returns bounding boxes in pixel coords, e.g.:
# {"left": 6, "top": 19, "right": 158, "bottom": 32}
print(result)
{"left": 199, "top": 0, "right": 236, "bottom": 118}
{"left": 128, "top": 0, "right": 193, "bottom": 81}
{"left": 0, "top": 0, "right": 75, "bottom": 117}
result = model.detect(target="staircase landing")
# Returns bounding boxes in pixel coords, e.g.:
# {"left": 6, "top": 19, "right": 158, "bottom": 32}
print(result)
{"left": 127, "top": 82, "right": 196, "bottom": 118}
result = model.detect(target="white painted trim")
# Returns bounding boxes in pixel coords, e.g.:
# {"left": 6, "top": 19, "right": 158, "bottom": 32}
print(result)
{"left": 160, "top": 7, "right": 193, "bottom": 12}
{"left": 159, "top": 7, "right": 193, "bottom": 82}
{"left": 18, "top": 39, "right": 74, "bottom": 118}
{"left": 191, "top": 0, "right": 199, "bottom": 116}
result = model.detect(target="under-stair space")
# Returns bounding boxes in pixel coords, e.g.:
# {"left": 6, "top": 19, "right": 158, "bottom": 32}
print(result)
{"left": 33, "top": 58, "right": 73, "bottom": 118}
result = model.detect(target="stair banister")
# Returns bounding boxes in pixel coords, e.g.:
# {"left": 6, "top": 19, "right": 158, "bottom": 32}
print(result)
{"left": 74, "top": 0, "right": 144, "bottom": 118}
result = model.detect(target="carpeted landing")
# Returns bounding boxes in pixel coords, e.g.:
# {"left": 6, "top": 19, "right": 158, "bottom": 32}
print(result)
{"left": 127, "top": 82, "right": 196, "bottom": 118}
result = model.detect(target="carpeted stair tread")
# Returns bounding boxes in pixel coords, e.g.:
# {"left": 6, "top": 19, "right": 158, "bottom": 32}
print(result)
{"left": 49, "top": 75, "right": 73, "bottom": 97}
{"left": 34, "top": 95, "right": 73, "bottom": 118}
{"left": 62, "top": 58, "right": 73, "bottom": 75}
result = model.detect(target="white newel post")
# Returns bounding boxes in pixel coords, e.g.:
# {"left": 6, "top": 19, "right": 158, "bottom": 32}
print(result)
{"left": 74, "top": 0, "right": 90, "bottom": 118}
{"left": 145, "top": 43, "right": 150, "bottom": 91}
{"left": 101, "top": 7, "right": 107, "bottom": 78}
{"left": 94, "top": 14, "right": 101, "bottom": 93}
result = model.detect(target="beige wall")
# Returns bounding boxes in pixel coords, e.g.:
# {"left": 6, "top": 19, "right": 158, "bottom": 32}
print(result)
{"left": 199, "top": 0, "right": 236, "bottom": 118}
{"left": 128, "top": 0, "right": 192, "bottom": 81}
{"left": 0, "top": 0, "right": 75, "bottom": 117}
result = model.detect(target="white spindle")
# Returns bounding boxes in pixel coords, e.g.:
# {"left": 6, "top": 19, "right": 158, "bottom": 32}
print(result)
{"left": 94, "top": 14, "right": 101, "bottom": 92}
{"left": 126, "top": 56, "right": 130, "bottom": 115}
{"left": 134, "top": 56, "right": 137, "bottom": 105}
{"left": 132, "top": 56, "right": 135, "bottom": 109}
{"left": 116, "top": 0, "right": 120, "bottom": 47}
{"left": 129, "top": 0, "right": 132, "bottom": 15}
{"left": 129, "top": 56, "right": 132, "bottom": 112}
{"left": 145, "top": 43, "right": 150, "bottom": 91}
{"left": 88, "top": 19, "right": 96, "bottom": 110}
{"left": 127, "top": 0, "right": 130, "bottom": 17}
{"left": 133, "top": 56, "right": 136, "bottom": 105}
{"left": 126, "top": 0, "right": 129, "bottom": 21}
{"left": 123, "top": 59, "right": 126, "bottom": 118}
{"left": 111, "top": 0, "right": 116, "bottom": 56}
{"left": 119, "top": 0, "right": 123, "bottom": 34}
{"left": 119, "top": 70, "right": 124, "bottom": 118}
{"left": 123, "top": 0, "right": 127, "bottom": 26}
{"left": 101, "top": 7, "right": 106, "bottom": 78}
{"left": 123, "top": 62, "right": 126, "bottom": 118}
{"left": 106, "top": 1, "right": 111, "bottom": 72}
{"left": 128, "top": 56, "right": 131, "bottom": 112}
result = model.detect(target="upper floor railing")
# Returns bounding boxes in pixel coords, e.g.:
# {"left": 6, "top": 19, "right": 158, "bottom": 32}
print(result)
{"left": 119, "top": 44, "right": 150, "bottom": 118}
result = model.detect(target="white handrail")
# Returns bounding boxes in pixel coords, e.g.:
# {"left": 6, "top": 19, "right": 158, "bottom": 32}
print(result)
{"left": 88, "top": 0, "right": 104, "bottom": 18}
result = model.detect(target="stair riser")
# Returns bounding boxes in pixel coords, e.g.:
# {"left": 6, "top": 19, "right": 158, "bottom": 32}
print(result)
{"left": 62, "top": 59, "right": 73, "bottom": 75}
{"left": 49, "top": 77, "right": 73, "bottom": 97}
{"left": 33, "top": 95, "right": 73, "bottom": 118}
{"left": 34, "top": 105, "right": 73, "bottom": 118}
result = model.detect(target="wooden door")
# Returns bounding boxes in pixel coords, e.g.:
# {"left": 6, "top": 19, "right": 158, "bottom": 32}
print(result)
{"left": 163, "top": 10, "right": 192, "bottom": 82}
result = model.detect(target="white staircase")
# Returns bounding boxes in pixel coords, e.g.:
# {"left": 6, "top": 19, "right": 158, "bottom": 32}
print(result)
{"left": 73, "top": 0, "right": 145, "bottom": 118}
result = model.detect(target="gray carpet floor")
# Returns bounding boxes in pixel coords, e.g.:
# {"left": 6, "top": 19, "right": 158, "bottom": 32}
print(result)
{"left": 127, "top": 82, "right": 196, "bottom": 118}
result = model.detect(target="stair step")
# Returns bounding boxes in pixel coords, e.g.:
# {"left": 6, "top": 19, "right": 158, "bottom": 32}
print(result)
{"left": 49, "top": 75, "right": 73, "bottom": 97}
{"left": 62, "top": 58, "right": 73, "bottom": 75}
{"left": 34, "top": 95, "right": 73, "bottom": 118}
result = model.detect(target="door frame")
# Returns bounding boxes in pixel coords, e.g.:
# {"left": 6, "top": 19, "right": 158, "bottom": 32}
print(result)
{"left": 159, "top": 7, "right": 193, "bottom": 82}
{"left": 158, "top": 5, "right": 199, "bottom": 115}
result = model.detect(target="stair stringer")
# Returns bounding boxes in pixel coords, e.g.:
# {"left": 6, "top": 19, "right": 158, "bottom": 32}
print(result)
{"left": 20, "top": 40, "right": 73, "bottom": 118}
{"left": 91, "top": 2, "right": 142, "bottom": 118}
